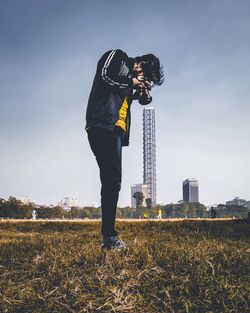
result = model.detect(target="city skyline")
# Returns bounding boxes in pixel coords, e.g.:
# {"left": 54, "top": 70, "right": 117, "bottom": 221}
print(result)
{"left": 9, "top": 193, "right": 250, "bottom": 209}
{"left": 0, "top": 1, "right": 250, "bottom": 206}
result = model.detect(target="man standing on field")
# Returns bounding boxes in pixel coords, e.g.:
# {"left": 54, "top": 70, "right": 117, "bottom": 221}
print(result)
{"left": 85, "top": 49, "right": 164, "bottom": 250}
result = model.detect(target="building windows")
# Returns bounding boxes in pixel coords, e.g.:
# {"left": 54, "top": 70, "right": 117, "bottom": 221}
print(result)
{"left": 143, "top": 108, "right": 156, "bottom": 205}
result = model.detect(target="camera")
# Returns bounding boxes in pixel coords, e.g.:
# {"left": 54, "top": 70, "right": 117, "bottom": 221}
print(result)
{"left": 137, "top": 76, "right": 152, "bottom": 105}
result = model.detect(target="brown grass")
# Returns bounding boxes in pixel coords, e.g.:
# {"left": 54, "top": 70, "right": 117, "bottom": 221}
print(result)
{"left": 0, "top": 219, "right": 249, "bottom": 312}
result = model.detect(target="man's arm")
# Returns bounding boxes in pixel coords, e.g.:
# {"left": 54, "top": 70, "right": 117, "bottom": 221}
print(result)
{"left": 100, "top": 49, "right": 133, "bottom": 89}
{"left": 99, "top": 49, "right": 149, "bottom": 91}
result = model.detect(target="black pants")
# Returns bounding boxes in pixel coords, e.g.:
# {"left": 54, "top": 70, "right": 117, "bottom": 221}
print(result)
{"left": 87, "top": 127, "right": 123, "bottom": 237}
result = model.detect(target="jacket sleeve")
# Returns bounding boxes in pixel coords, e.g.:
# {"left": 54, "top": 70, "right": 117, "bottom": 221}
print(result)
{"left": 99, "top": 49, "right": 133, "bottom": 89}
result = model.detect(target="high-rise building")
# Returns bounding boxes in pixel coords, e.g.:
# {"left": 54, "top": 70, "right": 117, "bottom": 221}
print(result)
{"left": 143, "top": 107, "right": 157, "bottom": 205}
{"left": 183, "top": 179, "right": 199, "bottom": 203}
{"left": 131, "top": 184, "right": 149, "bottom": 208}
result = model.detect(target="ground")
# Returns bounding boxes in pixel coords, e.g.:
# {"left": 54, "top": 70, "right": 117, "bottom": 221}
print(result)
{"left": 0, "top": 219, "right": 249, "bottom": 313}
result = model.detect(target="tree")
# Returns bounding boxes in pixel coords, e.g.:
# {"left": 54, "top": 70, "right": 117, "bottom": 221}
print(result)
{"left": 80, "top": 208, "right": 91, "bottom": 219}
{"left": 68, "top": 207, "right": 80, "bottom": 218}
{"left": 133, "top": 192, "right": 144, "bottom": 209}
{"left": 216, "top": 205, "right": 249, "bottom": 218}
{"left": 0, "top": 197, "right": 33, "bottom": 218}
{"left": 145, "top": 198, "right": 152, "bottom": 209}
{"left": 165, "top": 205, "right": 173, "bottom": 218}
{"left": 36, "top": 206, "right": 65, "bottom": 219}
{"left": 0, "top": 198, "right": 8, "bottom": 217}
{"left": 82, "top": 207, "right": 101, "bottom": 219}
{"left": 163, "top": 202, "right": 208, "bottom": 218}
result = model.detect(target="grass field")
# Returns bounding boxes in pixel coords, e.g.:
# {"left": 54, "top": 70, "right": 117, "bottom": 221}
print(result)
{"left": 0, "top": 219, "right": 249, "bottom": 313}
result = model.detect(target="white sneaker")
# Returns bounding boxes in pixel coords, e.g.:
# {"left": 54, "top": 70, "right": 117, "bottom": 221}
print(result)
{"left": 101, "top": 236, "right": 128, "bottom": 251}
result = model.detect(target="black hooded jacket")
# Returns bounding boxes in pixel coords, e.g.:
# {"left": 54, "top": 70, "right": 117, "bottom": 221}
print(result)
{"left": 85, "top": 49, "right": 134, "bottom": 146}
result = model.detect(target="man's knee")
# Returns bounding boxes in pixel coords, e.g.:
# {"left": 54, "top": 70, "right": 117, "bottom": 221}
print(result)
{"left": 101, "top": 181, "right": 121, "bottom": 197}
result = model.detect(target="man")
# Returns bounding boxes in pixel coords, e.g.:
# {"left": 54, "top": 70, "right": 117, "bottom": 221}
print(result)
{"left": 157, "top": 208, "right": 162, "bottom": 220}
{"left": 85, "top": 49, "right": 164, "bottom": 250}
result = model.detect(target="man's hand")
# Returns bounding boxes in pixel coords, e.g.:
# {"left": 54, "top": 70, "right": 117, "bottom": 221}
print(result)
{"left": 137, "top": 76, "right": 151, "bottom": 89}
{"left": 132, "top": 77, "right": 145, "bottom": 90}
{"left": 132, "top": 77, "right": 147, "bottom": 90}
{"left": 132, "top": 90, "right": 143, "bottom": 100}
{"left": 132, "top": 77, "right": 151, "bottom": 90}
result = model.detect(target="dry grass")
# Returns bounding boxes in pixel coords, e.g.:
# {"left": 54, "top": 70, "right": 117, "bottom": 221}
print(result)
{"left": 0, "top": 219, "right": 249, "bottom": 313}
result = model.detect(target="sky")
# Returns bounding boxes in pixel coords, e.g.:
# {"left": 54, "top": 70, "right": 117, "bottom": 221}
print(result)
{"left": 0, "top": 0, "right": 250, "bottom": 207}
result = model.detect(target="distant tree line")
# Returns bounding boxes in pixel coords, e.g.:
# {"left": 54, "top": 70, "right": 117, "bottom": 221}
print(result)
{"left": 164, "top": 202, "right": 208, "bottom": 218}
{"left": 0, "top": 197, "right": 102, "bottom": 220}
{"left": 0, "top": 197, "right": 249, "bottom": 219}
{"left": 0, "top": 197, "right": 33, "bottom": 219}
{"left": 215, "top": 204, "right": 249, "bottom": 218}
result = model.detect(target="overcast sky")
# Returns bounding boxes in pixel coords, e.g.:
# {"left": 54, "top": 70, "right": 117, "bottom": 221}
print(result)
{"left": 0, "top": 0, "right": 249, "bottom": 207}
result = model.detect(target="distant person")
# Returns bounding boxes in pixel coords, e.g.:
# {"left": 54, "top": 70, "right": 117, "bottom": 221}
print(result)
{"left": 143, "top": 212, "right": 148, "bottom": 219}
{"left": 31, "top": 209, "right": 37, "bottom": 220}
{"left": 85, "top": 49, "right": 164, "bottom": 250}
{"left": 157, "top": 208, "right": 162, "bottom": 219}
{"left": 211, "top": 207, "right": 216, "bottom": 218}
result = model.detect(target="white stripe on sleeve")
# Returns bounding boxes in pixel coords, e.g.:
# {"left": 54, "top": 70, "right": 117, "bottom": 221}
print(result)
{"left": 101, "top": 50, "right": 129, "bottom": 88}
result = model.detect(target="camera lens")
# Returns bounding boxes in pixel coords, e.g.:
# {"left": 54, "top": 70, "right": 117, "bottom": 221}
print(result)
{"left": 139, "top": 90, "right": 152, "bottom": 105}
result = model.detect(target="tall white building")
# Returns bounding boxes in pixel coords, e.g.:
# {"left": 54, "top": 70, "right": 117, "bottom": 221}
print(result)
{"left": 131, "top": 184, "right": 149, "bottom": 208}
{"left": 143, "top": 107, "right": 157, "bottom": 205}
